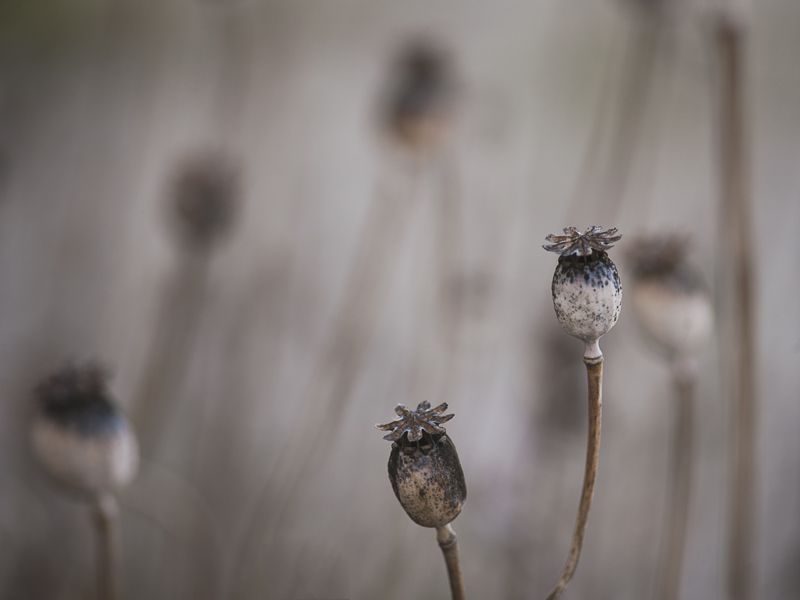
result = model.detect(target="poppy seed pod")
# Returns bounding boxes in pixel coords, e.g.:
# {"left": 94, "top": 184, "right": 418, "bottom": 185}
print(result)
{"left": 544, "top": 227, "right": 623, "bottom": 354}
{"left": 31, "top": 363, "right": 139, "bottom": 497}
{"left": 385, "top": 44, "right": 456, "bottom": 150}
{"left": 626, "top": 234, "right": 713, "bottom": 359}
{"left": 170, "top": 152, "right": 239, "bottom": 251}
{"left": 376, "top": 401, "right": 466, "bottom": 528}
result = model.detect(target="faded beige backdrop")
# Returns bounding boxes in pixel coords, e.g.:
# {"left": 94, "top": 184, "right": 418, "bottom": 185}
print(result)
{"left": 0, "top": 1, "right": 798, "bottom": 599}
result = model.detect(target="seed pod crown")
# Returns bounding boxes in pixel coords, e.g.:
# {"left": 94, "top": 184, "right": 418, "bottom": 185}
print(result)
{"left": 376, "top": 401, "right": 454, "bottom": 443}
{"left": 543, "top": 226, "right": 622, "bottom": 257}
{"left": 34, "top": 362, "right": 120, "bottom": 435}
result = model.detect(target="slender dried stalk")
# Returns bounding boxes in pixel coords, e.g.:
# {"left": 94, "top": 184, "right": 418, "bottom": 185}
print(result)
{"left": 716, "top": 12, "right": 756, "bottom": 600}
{"left": 436, "top": 524, "right": 466, "bottom": 600}
{"left": 657, "top": 363, "right": 695, "bottom": 600}
{"left": 132, "top": 252, "right": 210, "bottom": 451}
{"left": 230, "top": 157, "right": 424, "bottom": 599}
{"left": 545, "top": 353, "right": 603, "bottom": 600}
{"left": 93, "top": 493, "right": 121, "bottom": 600}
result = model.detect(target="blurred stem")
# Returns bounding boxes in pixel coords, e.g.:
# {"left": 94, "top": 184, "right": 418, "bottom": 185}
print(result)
{"left": 436, "top": 524, "right": 466, "bottom": 600}
{"left": 716, "top": 12, "right": 756, "bottom": 600}
{"left": 434, "top": 150, "right": 463, "bottom": 403}
{"left": 657, "top": 362, "right": 695, "bottom": 600}
{"left": 230, "top": 155, "right": 425, "bottom": 599}
{"left": 545, "top": 351, "right": 603, "bottom": 600}
{"left": 93, "top": 493, "right": 121, "bottom": 600}
{"left": 133, "top": 251, "right": 210, "bottom": 452}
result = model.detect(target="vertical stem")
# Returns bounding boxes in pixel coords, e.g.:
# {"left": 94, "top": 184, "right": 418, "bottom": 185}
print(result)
{"left": 133, "top": 251, "right": 210, "bottom": 450}
{"left": 436, "top": 150, "right": 464, "bottom": 403}
{"left": 93, "top": 493, "right": 121, "bottom": 600}
{"left": 716, "top": 13, "right": 756, "bottom": 600}
{"left": 436, "top": 524, "right": 466, "bottom": 600}
{"left": 230, "top": 158, "right": 424, "bottom": 599}
{"left": 657, "top": 366, "right": 695, "bottom": 600}
{"left": 545, "top": 354, "right": 603, "bottom": 600}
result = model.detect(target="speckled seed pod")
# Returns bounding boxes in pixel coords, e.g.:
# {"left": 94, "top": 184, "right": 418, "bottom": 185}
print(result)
{"left": 627, "top": 234, "right": 713, "bottom": 358}
{"left": 544, "top": 227, "right": 623, "bottom": 346}
{"left": 377, "top": 402, "right": 466, "bottom": 528}
{"left": 31, "top": 363, "right": 139, "bottom": 497}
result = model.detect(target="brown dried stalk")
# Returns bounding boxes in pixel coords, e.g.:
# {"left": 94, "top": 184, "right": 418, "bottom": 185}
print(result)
{"left": 716, "top": 12, "right": 756, "bottom": 600}
{"left": 437, "top": 524, "right": 466, "bottom": 600}
{"left": 93, "top": 493, "right": 121, "bottom": 600}
{"left": 546, "top": 353, "right": 603, "bottom": 600}
{"left": 657, "top": 363, "right": 695, "bottom": 600}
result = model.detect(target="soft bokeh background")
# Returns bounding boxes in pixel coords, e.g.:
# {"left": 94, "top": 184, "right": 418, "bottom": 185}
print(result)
{"left": 0, "top": 0, "right": 798, "bottom": 599}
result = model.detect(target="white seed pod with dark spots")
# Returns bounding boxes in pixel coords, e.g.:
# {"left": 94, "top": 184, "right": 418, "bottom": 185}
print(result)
{"left": 31, "top": 363, "right": 139, "bottom": 497}
{"left": 626, "top": 234, "right": 713, "bottom": 358}
{"left": 544, "top": 227, "right": 623, "bottom": 347}
{"left": 376, "top": 402, "right": 466, "bottom": 528}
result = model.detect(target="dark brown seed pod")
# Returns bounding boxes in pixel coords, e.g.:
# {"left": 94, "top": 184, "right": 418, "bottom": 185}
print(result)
{"left": 377, "top": 401, "right": 466, "bottom": 528}
{"left": 31, "top": 362, "right": 139, "bottom": 497}
{"left": 384, "top": 43, "right": 456, "bottom": 150}
{"left": 170, "top": 151, "right": 239, "bottom": 251}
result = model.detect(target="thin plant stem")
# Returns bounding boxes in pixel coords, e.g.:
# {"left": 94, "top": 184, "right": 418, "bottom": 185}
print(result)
{"left": 230, "top": 156, "right": 425, "bottom": 599}
{"left": 716, "top": 12, "right": 756, "bottom": 600}
{"left": 545, "top": 352, "right": 603, "bottom": 600}
{"left": 436, "top": 524, "right": 466, "bottom": 600}
{"left": 657, "top": 362, "right": 695, "bottom": 600}
{"left": 133, "top": 251, "right": 210, "bottom": 451}
{"left": 93, "top": 493, "right": 121, "bottom": 600}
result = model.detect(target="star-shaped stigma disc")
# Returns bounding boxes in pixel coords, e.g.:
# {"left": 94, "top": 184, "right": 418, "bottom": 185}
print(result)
{"left": 376, "top": 401, "right": 455, "bottom": 443}
{"left": 543, "top": 226, "right": 622, "bottom": 257}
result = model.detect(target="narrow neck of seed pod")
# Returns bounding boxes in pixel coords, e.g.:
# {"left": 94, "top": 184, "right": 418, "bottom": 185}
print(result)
{"left": 583, "top": 340, "right": 603, "bottom": 363}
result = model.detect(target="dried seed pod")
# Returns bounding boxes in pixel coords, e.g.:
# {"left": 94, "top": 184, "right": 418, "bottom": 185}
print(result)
{"left": 385, "top": 44, "right": 456, "bottom": 150}
{"left": 377, "top": 401, "right": 466, "bottom": 528}
{"left": 170, "top": 152, "right": 239, "bottom": 251}
{"left": 31, "top": 363, "right": 139, "bottom": 497}
{"left": 544, "top": 226, "right": 623, "bottom": 351}
{"left": 626, "top": 233, "right": 713, "bottom": 359}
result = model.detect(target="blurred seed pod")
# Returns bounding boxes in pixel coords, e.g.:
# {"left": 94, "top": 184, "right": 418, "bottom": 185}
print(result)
{"left": 626, "top": 233, "right": 713, "bottom": 359}
{"left": 384, "top": 43, "right": 457, "bottom": 151}
{"left": 377, "top": 402, "right": 466, "bottom": 528}
{"left": 544, "top": 227, "right": 623, "bottom": 345}
{"left": 169, "top": 151, "right": 240, "bottom": 251}
{"left": 31, "top": 363, "right": 139, "bottom": 498}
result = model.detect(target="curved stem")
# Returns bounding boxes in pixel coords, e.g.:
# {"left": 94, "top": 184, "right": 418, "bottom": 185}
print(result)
{"left": 545, "top": 353, "right": 603, "bottom": 600}
{"left": 93, "top": 493, "right": 121, "bottom": 600}
{"left": 436, "top": 524, "right": 466, "bottom": 600}
{"left": 657, "top": 366, "right": 695, "bottom": 600}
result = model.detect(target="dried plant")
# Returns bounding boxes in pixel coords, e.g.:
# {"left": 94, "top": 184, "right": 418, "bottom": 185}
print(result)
{"left": 134, "top": 151, "right": 240, "bottom": 449}
{"left": 377, "top": 401, "right": 467, "bottom": 600}
{"left": 627, "top": 232, "right": 713, "bottom": 600}
{"left": 31, "top": 362, "right": 139, "bottom": 600}
{"left": 542, "top": 226, "right": 622, "bottom": 600}
{"left": 715, "top": 9, "right": 757, "bottom": 600}
{"left": 384, "top": 43, "right": 456, "bottom": 152}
